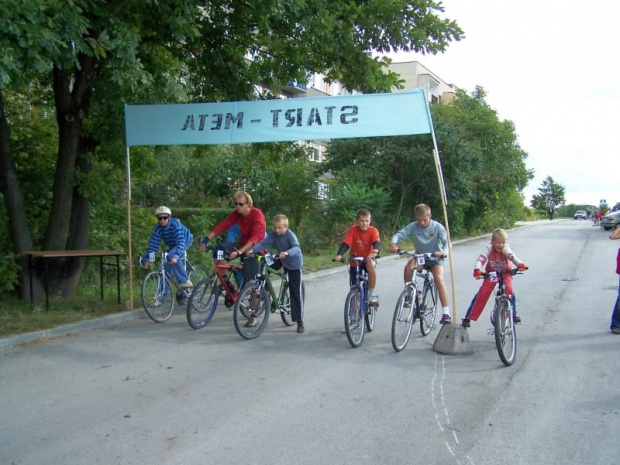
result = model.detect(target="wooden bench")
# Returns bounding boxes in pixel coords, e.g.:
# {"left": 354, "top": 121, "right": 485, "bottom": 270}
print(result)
{"left": 24, "top": 250, "right": 125, "bottom": 311}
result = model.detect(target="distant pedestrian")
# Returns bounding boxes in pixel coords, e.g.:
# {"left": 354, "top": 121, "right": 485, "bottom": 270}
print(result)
{"left": 609, "top": 227, "right": 620, "bottom": 334}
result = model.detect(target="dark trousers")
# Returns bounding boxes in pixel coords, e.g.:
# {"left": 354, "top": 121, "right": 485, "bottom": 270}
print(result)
{"left": 611, "top": 275, "right": 620, "bottom": 330}
{"left": 271, "top": 260, "right": 304, "bottom": 323}
{"left": 286, "top": 268, "right": 304, "bottom": 323}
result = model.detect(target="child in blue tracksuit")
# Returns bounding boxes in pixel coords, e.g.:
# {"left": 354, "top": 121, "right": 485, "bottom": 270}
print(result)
{"left": 252, "top": 214, "right": 305, "bottom": 333}
{"left": 142, "top": 206, "right": 194, "bottom": 288}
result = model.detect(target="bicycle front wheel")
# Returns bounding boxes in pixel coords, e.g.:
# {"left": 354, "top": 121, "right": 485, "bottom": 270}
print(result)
{"left": 233, "top": 281, "right": 271, "bottom": 340}
{"left": 186, "top": 276, "right": 219, "bottom": 329}
{"left": 419, "top": 280, "right": 439, "bottom": 336}
{"left": 391, "top": 288, "right": 415, "bottom": 352}
{"left": 365, "top": 302, "right": 376, "bottom": 332}
{"left": 141, "top": 270, "right": 174, "bottom": 323}
{"left": 494, "top": 298, "right": 517, "bottom": 366}
{"left": 344, "top": 289, "right": 365, "bottom": 348}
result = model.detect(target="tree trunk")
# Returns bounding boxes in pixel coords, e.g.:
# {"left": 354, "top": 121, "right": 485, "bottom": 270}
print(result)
{"left": 44, "top": 54, "right": 97, "bottom": 293}
{"left": 60, "top": 142, "right": 95, "bottom": 297}
{"left": 0, "top": 88, "right": 44, "bottom": 300}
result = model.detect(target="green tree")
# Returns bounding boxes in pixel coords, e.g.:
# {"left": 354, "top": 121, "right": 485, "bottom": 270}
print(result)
{"left": 324, "top": 88, "right": 533, "bottom": 236}
{"left": 0, "top": 0, "right": 463, "bottom": 300}
{"left": 530, "top": 176, "right": 566, "bottom": 219}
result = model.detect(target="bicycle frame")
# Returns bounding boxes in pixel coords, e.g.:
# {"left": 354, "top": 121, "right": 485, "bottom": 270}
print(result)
{"left": 255, "top": 254, "right": 289, "bottom": 313}
{"left": 348, "top": 257, "right": 369, "bottom": 307}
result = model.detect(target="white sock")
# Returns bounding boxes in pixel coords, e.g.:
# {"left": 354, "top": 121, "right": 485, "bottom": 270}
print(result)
{"left": 369, "top": 288, "right": 377, "bottom": 296}
{"left": 442, "top": 306, "right": 450, "bottom": 315}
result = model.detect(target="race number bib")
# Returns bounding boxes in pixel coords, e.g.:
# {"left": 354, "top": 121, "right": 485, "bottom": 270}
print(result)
{"left": 417, "top": 255, "right": 426, "bottom": 266}
{"left": 489, "top": 272, "right": 498, "bottom": 283}
{"left": 216, "top": 249, "right": 224, "bottom": 261}
{"left": 265, "top": 253, "right": 275, "bottom": 266}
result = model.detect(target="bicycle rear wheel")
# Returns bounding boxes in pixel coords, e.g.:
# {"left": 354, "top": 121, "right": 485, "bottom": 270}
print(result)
{"left": 186, "top": 277, "right": 219, "bottom": 329}
{"left": 419, "top": 280, "right": 438, "bottom": 336}
{"left": 188, "top": 264, "right": 209, "bottom": 287}
{"left": 344, "top": 289, "right": 365, "bottom": 348}
{"left": 494, "top": 298, "right": 517, "bottom": 366}
{"left": 279, "top": 282, "right": 305, "bottom": 326}
{"left": 391, "top": 288, "right": 415, "bottom": 352}
{"left": 141, "top": 270, "right": 174, "bottom": 323}
{"left": 233, "top": 281, "right": 271, "bottom": 340}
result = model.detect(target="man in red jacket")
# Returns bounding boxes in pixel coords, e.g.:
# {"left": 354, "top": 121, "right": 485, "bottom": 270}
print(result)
{"left": 200, "top": 191, "right": 266, "bottom": 282}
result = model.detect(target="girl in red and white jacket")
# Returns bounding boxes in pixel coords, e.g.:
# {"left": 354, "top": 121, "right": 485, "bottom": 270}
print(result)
{"left": 461, "top": 228, "right": 526, "bottom": 327}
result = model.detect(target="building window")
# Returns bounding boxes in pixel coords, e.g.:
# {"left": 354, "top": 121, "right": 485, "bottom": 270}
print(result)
{"left": 316, "top": 181, "right": 329, "bottom": 200}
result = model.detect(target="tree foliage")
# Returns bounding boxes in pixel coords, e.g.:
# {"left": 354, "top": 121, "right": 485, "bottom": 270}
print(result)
{"left": 0, "top": 0, "right": 463, "bottom": 299}
{"left": 530, "top": 175, "right": 566, "bottom": 217}
{"left": 325, "top": 88, "right": 533, "bottom": 236}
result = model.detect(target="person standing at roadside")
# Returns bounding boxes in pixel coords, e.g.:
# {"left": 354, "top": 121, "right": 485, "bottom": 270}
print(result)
{"left": 609, "top": 227, "right": 620, "bottom": 334}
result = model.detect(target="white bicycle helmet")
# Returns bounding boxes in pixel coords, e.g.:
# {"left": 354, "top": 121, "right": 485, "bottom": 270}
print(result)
{"left": 154, "top": 206, "right": 172, "bottom": 217}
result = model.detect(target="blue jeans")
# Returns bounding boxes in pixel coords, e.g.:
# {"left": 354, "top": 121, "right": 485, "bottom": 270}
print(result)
{"left": 611, "top": 275, "right": 620, "bottom": 330}
{"left": 166, "top": 245, "right": 191, "bottom": 284}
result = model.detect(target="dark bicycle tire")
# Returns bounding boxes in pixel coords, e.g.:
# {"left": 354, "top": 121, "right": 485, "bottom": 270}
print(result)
{"left": 419, "top": 279, "right": 439, "bottom": 336}
{"left": 186, "top": 276, "right": 219, "bottom": 329}
{"left": 391, "top": 288, "right": 415, "bottom": 352}
{"left": 233, "top": 281, "right": 271, "bottom": 340}
{"left": 344, "top": 288, "right": 365, "bottom": 348}
{"left": 494, "top": 298, "right": 517, "bottom": 366}
{"left": 365, "top": 303, "right": 376, "bottom": 332}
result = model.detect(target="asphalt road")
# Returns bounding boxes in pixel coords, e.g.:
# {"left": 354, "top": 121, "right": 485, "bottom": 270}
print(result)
{"left": 1, "top": 220, "right": 618, "bottom": 465}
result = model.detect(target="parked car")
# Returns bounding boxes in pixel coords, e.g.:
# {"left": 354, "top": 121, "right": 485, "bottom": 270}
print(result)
{"left": 573, "top": 210, "right": 587, "bottom": 219}
{"left": 600, "top": 211, "right": 620, "bottom": 230}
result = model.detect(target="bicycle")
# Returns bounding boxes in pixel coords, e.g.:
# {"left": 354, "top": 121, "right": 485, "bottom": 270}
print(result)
{"left": 233, "top": 252, "right": 306, "bottom": 340}
{"left": 186, "top": 246, "right": 244, "bottom": 329}
{"left": 481, "top": 267, "right": 527, "bottom": 366}
{"left": 335, "top": 255, "right": 377, "bottom": 348}
{"left": 391, "top": 250, "right": 440, "bottom": 352}
{"left": 140, "top": 251, "right": 209, "bottom": 323}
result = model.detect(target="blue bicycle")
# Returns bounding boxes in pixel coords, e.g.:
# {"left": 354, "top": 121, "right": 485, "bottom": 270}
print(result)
{"left": 336, "top": 255, "right": 377, "bottom": 348}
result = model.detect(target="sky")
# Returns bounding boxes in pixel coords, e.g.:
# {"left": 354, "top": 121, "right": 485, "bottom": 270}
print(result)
{"left": 386, "top": 0, "right": 620, "bottom": 208}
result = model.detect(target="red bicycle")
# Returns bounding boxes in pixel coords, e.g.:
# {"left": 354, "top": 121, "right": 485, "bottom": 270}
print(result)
{"left": 186, "top": 247, "right": 243, "bottom": 329}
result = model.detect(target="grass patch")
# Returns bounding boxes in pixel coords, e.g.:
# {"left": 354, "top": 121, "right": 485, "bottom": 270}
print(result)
{"left": 0, "top": 295, "right": 125, "bottom": 339}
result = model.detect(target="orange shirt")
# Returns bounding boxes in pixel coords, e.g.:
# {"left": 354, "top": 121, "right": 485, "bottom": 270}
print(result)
{"left": 343, "top": 225, "right": 380, "bottom": 257}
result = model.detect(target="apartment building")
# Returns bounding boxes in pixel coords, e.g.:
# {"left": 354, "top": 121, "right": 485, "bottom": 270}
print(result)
{"left": 387, "top": 60, "right": 456, "bottom": 104}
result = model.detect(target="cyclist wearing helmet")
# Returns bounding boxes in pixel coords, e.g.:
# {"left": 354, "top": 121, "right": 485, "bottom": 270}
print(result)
{"left": 142, "top": 206, "right": 194, "bottom": 289}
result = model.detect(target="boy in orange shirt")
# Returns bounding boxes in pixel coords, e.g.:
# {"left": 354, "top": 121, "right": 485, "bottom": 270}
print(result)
{"left": 334, "top": 208, "right": 381, "bottom": 306}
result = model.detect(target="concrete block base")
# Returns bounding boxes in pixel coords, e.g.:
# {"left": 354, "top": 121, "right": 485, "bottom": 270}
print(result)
{"left": 432, "top": 324, "right": 474, "bottom": 355}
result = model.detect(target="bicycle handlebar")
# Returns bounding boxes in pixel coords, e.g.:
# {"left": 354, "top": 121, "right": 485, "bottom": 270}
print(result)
{"left": 479, "top": 268, "right": 528, "bottom": 280}
{"left": 396, "top": 249, "right": 447, "bottom": 259}
{"left": 332, "top": 254, "right": 380, "bottom": 264}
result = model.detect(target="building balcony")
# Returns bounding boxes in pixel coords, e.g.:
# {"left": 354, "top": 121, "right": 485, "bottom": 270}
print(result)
{"left": 283, "top": 80, "right": 308, "bottom": 94}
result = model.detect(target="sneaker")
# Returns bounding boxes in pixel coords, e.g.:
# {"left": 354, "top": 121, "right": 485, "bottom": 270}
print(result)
{"left": 297, "top": 322, "right": 305, "bottom": 333}
{"left": 461, "top": 318, "right": 471, "bottom": 328}
{"left": 244, "top": 317, "right": 257, "bottom": 327}
{"left": 513, "top": 315, "right": 521, "bottom": 324}
{"left": 440, "top": 314, "right": 452, "bottom": 325}
{"left": 180, "top": 280, "right": 193, "bottom": 289}
{"left": 612, "top": 327, "right": 620, "bottom": 334}
{"left": 369, "top": 294, "right": 380, "bottom": 307}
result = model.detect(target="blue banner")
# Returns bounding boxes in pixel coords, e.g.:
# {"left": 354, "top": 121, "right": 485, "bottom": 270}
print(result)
{"left": 125, "top": 90, "right": 432, "bottom": 146}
